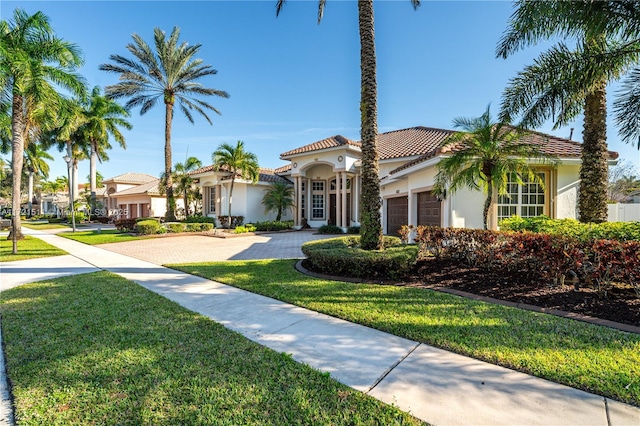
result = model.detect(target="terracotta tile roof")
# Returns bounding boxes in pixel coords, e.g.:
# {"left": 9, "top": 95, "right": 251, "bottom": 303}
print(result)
{"left": 377, "top": 127, "right": 456, "bottom": 160}
{"left": 274, "top": 164, "right": 292, "bottom": 174}
{"left": 190, "top": 164, "right": 217, "bottom": 175}
{"left": 103, "top": 172, "right": 157, "bottom": 184}
{"left": 388, "top": 126, "right": 619, "bottom": 175}
{"left": 190, "top": 165, "right": 291, "bottom": 184}
{"left": 278, "top": 127, "right": 455, "bottom": 160}
{"left": 258, "top": 168, "right": 292, "bottom": 184}
{"left": 112, "top": 179, "right": 162, "bottom": 196}
{"left": 280, "top": 135, "right": 359, "bottom": 157}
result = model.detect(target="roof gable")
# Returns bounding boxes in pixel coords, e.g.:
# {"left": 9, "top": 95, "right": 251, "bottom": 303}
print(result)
{"left": 280, "top": 135, "right": 359, "bottom": 158}
{"left": 112, "top": 179, "right": 162, "bottom": 196}
{"left": 103, "top": 172, "right": 157, "bottom": 185}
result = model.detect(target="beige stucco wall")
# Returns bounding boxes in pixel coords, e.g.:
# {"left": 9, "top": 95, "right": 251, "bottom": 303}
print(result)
{"left": 555, "top": 164, "right": 580, "bottom": 219}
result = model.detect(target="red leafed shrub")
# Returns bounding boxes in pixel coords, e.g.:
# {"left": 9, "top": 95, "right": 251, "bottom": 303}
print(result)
{"left": 114, "top": 219, "right": 137, "bottom": 232}
{"left": 413, "top": 226, "right": 638, "bottom": 291}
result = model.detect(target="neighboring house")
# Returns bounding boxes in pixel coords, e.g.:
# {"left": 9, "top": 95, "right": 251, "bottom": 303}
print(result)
{"left": 278, "top": 126, "right": 619, "bottom": 235}
{"left": 190, "top": 165, "right": 293, "bottom": 226}
{"left": 104, "top": 172, "right": 183, "bottom": 219}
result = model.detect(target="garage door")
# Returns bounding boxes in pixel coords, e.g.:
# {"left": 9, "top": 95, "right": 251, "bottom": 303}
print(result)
{"left": 417, "top": 191, "right": 441, "bottom": 227}
{"left": 387, "top": 196, "right": 408, "bottom": 237}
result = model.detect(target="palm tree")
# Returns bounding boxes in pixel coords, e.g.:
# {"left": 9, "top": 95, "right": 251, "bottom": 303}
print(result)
{"left": 262, "top": 181, "right": 294, "bottom": 221}
{"left": 0, "top": 9, "right": 85, "bottom": 242}
{"left": 100, "top": 27, "right": 229, "bottom": 221}
{"left": 276, "top": 0, "right": 421, "bottom": 250}
{"left": 24, "top": 142, "right": 53, "bottom": 214}
{"left": 212, "top": 141, "right": 259, "bottom": 228}
{"left": 433, "top": 106, "right": 557, "bottom": 230}
{"left": 174, "top": 156, "right": 202, "bottom": 216}
{"left": 75, "top": 86, "right": 131, "bottom": 210}
{"left": 496, "top": 1, "right": 640, "bottom": 223}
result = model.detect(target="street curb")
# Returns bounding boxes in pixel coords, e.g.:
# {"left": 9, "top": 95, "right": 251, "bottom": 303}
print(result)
{"left": 294, "top": 260, "right": 640, "bottom": 335}
{"left": 0, "top": 321, "right": 15, "bottom": 426}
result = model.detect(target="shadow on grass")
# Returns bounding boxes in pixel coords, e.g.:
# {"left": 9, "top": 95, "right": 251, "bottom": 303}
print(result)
{"left": 0, "top": 272, "right": 423, "bottom": 425}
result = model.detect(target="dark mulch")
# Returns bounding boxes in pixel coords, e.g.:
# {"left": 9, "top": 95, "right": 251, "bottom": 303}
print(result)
{"left": 405, "top": 258, "right": 640, "bottom": 328}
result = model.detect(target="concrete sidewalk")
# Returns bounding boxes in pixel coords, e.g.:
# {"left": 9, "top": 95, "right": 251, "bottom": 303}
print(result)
{"left": 1, "top": 229, "right": 639, "bottom": 425}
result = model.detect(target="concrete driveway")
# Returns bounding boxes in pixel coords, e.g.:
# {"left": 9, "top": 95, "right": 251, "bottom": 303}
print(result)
{"left": 96, "top": 230, "right": 331, "bottom": 264}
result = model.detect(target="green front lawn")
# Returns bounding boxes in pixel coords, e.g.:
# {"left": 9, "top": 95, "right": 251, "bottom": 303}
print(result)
{"left": 59, "top": 229, "right": 147, "bottom": 245}
{"left": 170, "top": 259, "right": 640, "bottom": 406}
{"left": 0, "top": 236, "right": 67, "bottom": 262}
{"left": 22, "top": 222, "right": 69, "bottom": 230}
{"left": 0, "top": 272, "right": 423, "bottom": 425}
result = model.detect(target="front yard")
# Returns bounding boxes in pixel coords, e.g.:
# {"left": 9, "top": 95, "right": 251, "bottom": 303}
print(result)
{"left": 0, "top": 272, "right": 423, "bottom": 425}
{"left": 170, "top": 259, "right": 640, "bottom": 406}
{"left": 0, "top": 236, "right": 67, "bottom": 262}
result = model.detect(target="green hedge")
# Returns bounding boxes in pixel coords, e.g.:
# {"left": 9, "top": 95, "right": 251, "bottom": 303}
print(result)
{"left": 165, "top": 222, "right": 187, "bottom": 233}
{"left": 253, "top": 220, "right": 294, "bottom": 232}
{"left": 317, "top": 224, "right": 343, "bottom": 234}
{"left": 301, "top": 236, "right": 418, "bottom": 280}
{"left": 500, "top": 216, "right": 640, "bottom": 242}
{"left": 186, "top": 223, "right": 214, "bottom": 232}
{"left": 137, "top": 220, "right": 161, "bottom": 235}
{"left": 184, "top": 216, "right": 217, "bottom": 224}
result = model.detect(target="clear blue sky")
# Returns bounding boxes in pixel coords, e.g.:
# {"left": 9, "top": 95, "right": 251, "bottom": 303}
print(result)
{"left": 2, "top": 0, "right": 639, "bottom": 183}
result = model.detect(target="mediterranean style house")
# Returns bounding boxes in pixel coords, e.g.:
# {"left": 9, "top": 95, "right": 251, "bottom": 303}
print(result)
{"left": 190, "top": 125, "right": 617, "bottom": 233}
{"left": 189, "top": 165, "right": 293, "bottom": 225}
{"left": 104, "top": 172, "right": 184, "bottom": 219}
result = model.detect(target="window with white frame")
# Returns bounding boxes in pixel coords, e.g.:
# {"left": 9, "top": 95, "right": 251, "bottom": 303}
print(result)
{"left": 208, "top": 186, "right": 216, "bottom": 215}
{"left": 311, "top": 180, "right": 324, "bottom": 219}
{"left": 497, "top": 173, "right": 546, "bottom": 221}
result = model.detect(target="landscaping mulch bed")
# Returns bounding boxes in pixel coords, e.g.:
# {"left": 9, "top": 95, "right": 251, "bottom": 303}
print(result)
{"left": 406, "top": 258, "right": 640, "bottom": 328}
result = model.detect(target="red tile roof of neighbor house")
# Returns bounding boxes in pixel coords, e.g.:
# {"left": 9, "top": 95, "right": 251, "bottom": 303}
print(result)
{"left": 112, "top": 179, "right": 162, "bottom": 196}
{"left": 189, "top": 165, "right": 291, "bottom": 184}
{"left": 103, "top": 172, "right": 158, "bottom": 184}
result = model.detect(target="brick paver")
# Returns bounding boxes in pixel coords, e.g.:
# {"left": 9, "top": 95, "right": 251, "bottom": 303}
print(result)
{"left": 96, "top": 230, "right": 330, "bottom": 265}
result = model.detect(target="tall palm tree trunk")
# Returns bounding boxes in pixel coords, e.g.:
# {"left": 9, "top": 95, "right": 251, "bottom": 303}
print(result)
{"left": 90, "top": 142, "right": 97, "bottom": 210}
{"left": 164, "top": 102, "right": 177, "bottom": 221}
{"left": 10, "top": 93, "right": 25, "bottom": 241}
{"left": 358, "top": 0, "right": 383, "bottom": 250}
{"left": 578, "top": 80, "right": 609, "bottom": 223}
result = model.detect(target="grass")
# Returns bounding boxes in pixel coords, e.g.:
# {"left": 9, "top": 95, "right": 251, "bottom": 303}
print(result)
{"left": 0, "top": 272, "right": 424, "bottom": 425}
{"left": 0, "top": 236, "right": 67, "bottom": 262}
{"left": 21, "top": 222, "right": 69, "bottom": 230}
{"left": 59, "top": 229, "right": 147, "bottom": 245}
{"left": 169, "top": 259, "right": 640, "bottom": 406}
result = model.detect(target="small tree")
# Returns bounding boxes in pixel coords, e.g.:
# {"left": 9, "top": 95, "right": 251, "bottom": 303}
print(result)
{"left": 262, "top": 181, "right": 294, "bottom": 221}
{"left": 434, "top": 106, "right": 557, "bottom": 230}
{"left": 212, "top": 141, "right": 259, "bottom": 228}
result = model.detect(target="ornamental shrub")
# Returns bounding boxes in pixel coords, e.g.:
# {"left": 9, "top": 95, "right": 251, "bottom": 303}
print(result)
{"left": 302, "top": 236, "right": 417, "bottom": 280}
{"left": 114, "top": 219, "right": 137, "bottom": 232}
{"left": 234, "top": 224, "right": 257, "bottom": 234}
{"left": 165, "top": 222, "right": 187, "bottom": 233}
{"left": 136, "top": 219, "right": 160, "bottom": 235}
{"left": 413, "top": 225, "right": 640, "bottom": 293}
{"left": 186, "top": 223, "right": 214, "bottom": 232}
{"left": 347, "top": 226, "right": 361, "bottom": 235}
{"left": 184, "top": 216, "right": 217, "bottom": 224}
{"left": 218, "top": 215, "right": 244, "bottom": 228}
{"left": 499, "top": 216, "right": 640, "bottom": 242}
{"left": 253, "top": 220, "right": 293, "bottom": 231}
{"left": 318, "top": 224, "right": 343, "bottom": 234}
